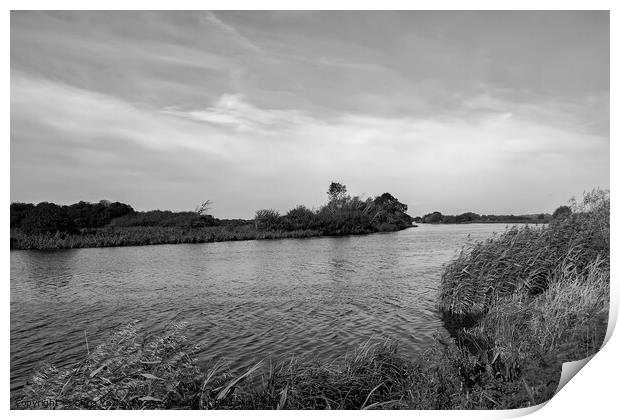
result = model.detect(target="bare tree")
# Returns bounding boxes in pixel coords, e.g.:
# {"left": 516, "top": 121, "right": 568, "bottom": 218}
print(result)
{"left": 194, "top": 200, "right": 212, "bottom": 216}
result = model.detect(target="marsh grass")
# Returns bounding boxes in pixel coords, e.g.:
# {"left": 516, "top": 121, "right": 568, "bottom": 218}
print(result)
{"left": 10, "top": 226, "right": 323, "bottom": 250}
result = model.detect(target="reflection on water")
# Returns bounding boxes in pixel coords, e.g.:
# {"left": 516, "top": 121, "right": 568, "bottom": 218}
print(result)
{"left": 10, "top": 223, "right": 513, "bottom": 392}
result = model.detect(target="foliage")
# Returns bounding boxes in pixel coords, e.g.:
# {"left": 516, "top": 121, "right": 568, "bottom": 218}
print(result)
{"left": 110, "top": 210, "right": 217, "bottom": 229}
{"left": 282, "top": 205, "right": 318, "bottom": 231}
{"left": 254, "top": 209, "right": 281, "bottom": 231}
{"left": 421, "top": 211, "right": 443, "bottom": 224}
{"left": 11, "top": 200, "right": 134, "bottom": 234}
{"left": 19, "top": 202, "right": 77, "bottom": 235}
{"left": 10, "top": 202, "right": 35, "bottom": 228}
{"left": 65, "top": 201, "right": 134, "bottom": 229}
{"left": 10, "top": 183, "right": 414, "bottom": 249}
{"left": 373, "top": 193, "right": 408, "bottom": 213}
{"left": 420, "top": 211, "right": 548, "bottom": 224}
{"left": 327, "top": 182, "right": 348, "bottom": 203}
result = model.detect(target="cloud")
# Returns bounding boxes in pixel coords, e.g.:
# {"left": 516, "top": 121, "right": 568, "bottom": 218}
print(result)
{"left": 165, "top": 94, "right": 317, "bottom": 135}
{"left": 11, "top": 73, "right": 609, "bottom": 217}
{"left": 202, "top": 12, "right": 265, "bottom": 54}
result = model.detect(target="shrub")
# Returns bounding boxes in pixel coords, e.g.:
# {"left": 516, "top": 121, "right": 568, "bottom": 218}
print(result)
{"left": 282, "top": 205, "right": 317, "bottom": 230}
{"left": 254, "top": 209, "right": 281, "bottom": 231}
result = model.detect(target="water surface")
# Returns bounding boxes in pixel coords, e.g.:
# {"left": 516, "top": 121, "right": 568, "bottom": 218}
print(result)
{"left": 11, "top": 223, "right": 514, "bottom": 391}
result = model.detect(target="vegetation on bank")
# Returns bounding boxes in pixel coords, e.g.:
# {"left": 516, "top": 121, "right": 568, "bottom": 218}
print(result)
{"left": 415, "top": 211, "right": 550, "bottom": 224}
{"left": 14, "top": 189, "right": 609, "bottom": 409}
{"left": 10, "top": 182, "right": 413, "bottom": 250}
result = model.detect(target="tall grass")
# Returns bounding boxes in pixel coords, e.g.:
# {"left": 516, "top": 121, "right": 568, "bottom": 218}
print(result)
{"left": 437, "top": 189, "right": 609, "bottom": 406}
{"left": 439, "top": 189, "right": 609, "bottom": 322}
{"left": 10, "top": 226, "right": 323, "bottom": 250}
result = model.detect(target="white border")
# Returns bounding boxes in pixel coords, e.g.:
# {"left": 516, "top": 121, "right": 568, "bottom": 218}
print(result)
{"left": 3, "top": 2, "right": 616, "bottom": 420}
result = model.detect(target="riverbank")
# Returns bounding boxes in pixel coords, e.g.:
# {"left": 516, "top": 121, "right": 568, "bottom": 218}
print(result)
{"left": 9, "top": 223, "right": 414, "bottom": 250}
{"left": 14, "top": 190, "right": 609, "bottom": 409}
{"left": 10, "top": 183, "right": 415, "bottom": 250}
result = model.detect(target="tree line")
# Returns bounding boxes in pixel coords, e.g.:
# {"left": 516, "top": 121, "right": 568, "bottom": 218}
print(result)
{"left": 10, "top": 182, "right": 414, "bottom": 237}
{"left": 415, "top": 211, "right": 552, "bottom": 224}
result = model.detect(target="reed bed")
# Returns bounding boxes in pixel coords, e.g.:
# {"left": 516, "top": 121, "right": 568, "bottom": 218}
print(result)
{"left": 439, "top": 190, "right": 609, "bottom": 322}
{"left": 10, "top": 226, "right": 323, "bottom": 250}
{"left": 15, "top": 320, "right": 563, "bottom": 410}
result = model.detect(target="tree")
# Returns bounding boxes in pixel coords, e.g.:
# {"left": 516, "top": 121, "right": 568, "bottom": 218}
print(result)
{"left": 374, "top": 193, "right": 408, "bottom": 213}
{"left": 191, "top": 200, "right": 216, "bottom": 228}
{"left": 455, "top": 212, "right": 480, "bottom": 223}
{"left": 327, "top": 182, "right": 347, "bottom": 203}
{"left": 422, "top": 211, "right": 443, "bottom": 224}
{"left": 10, "top": 202, "right": 35, "bottom": 228}
{"left": 20, "top": 202, "right": 77, "bottom": 234}
{"left": 194, "top": 200, "right": 212, "bottom": 217}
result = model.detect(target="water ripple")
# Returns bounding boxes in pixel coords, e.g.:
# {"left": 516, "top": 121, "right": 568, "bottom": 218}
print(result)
{"left": 11, "top": 224, "right": 514, "bottom": 391}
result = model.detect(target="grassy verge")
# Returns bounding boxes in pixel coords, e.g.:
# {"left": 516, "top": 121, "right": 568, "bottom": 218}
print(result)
{"left": 13, "top": 190, "right": 609, "bottom": 409}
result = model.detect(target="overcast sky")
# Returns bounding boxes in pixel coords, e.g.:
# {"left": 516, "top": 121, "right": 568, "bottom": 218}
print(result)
{"left": 10, "top": 11, "right": 609, "bottom": 218}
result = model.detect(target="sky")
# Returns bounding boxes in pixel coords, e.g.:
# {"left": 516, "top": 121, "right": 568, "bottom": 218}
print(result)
{"left": 10, "top": 11, "right": 609, "bottom": 218}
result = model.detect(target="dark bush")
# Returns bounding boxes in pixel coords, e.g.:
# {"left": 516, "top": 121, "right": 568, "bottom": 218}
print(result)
{"left": 65, "top": 201, "right": 134, "bottom": 229}
{"left": 282, "top": 205, "right": 317, "bottom": 230}
{"left": 10, "top": 202, "right": 35, "bottom": 228}
{"left": 20, "top": 202, "right": 77, "bottom": 234}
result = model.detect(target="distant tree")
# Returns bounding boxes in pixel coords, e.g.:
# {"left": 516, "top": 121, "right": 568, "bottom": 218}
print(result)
{"left": 20, "top": 202, "right": 76, "bottom": 234}
{"left": 455, "top": 212, "right": 480, "bottom": 223}
{"left": 327, "top": 182, "right": 348, "bottom": 203}
{"left": 552, "top": 205, "right": 572, "bottom": 220}
{"left": 10, "top": 202, "right": 35, "bottom": 228}
{"left": 422, "top": 211, "right": 443, "bottom": 224}
{"left": 65, "top": 200, "right": 134, "bottom": 229}
{"left": 373, "top": 193, "right": 408, "bottom": 213}
{"left": 537, "top": 213, "right": 545, "bottom": 220}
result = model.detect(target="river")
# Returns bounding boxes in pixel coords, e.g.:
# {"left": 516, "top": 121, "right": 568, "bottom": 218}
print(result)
{"left": 10, "top": 223, "right": 515, "bottom": 392}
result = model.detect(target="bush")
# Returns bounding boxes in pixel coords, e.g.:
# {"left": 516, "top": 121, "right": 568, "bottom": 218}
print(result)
{"left": 254, "top": 209, "right": 281, "bottom": 231}
{"left": 282, "top": 205, "right": 317, "bottom": 230}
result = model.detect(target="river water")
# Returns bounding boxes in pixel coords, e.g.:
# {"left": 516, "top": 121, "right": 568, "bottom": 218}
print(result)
{"left": 10, "top": 223, "right": 515, "bottom": 392}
